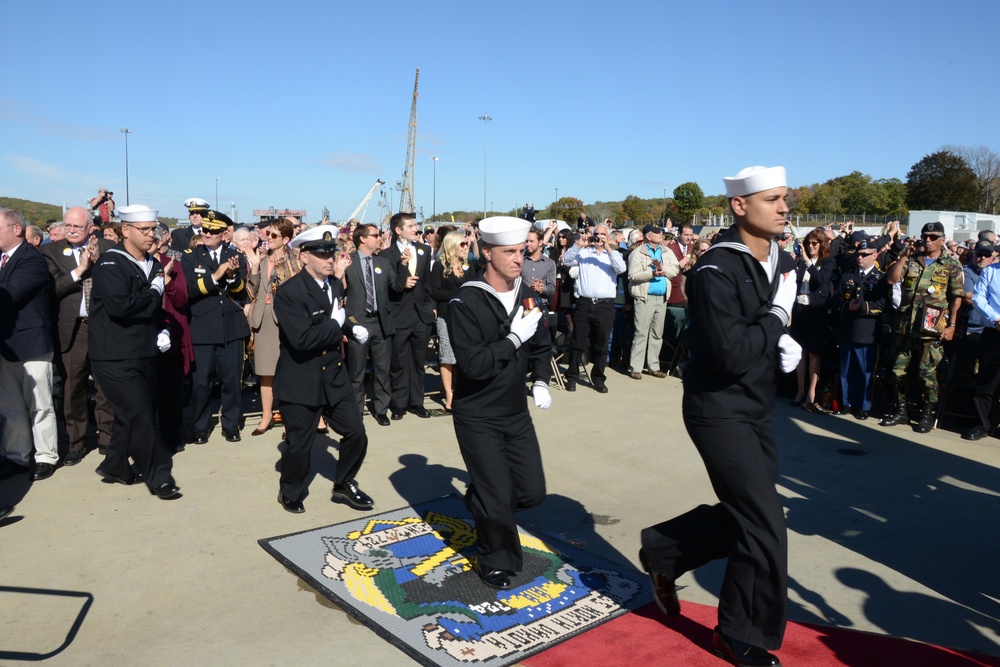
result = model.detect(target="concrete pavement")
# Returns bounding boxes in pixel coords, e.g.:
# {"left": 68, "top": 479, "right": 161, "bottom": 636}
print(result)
{"left": 1, "top": 371, "right": 999, "bottom": 664}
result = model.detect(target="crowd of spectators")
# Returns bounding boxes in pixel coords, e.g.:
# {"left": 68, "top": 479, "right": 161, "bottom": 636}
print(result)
{"left": 2, "top": 199, "right": 999, "bottom": 497}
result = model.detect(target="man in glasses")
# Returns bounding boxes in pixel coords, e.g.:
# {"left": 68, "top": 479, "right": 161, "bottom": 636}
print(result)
{"left": 181, "top": 210, "right": 250, "bottom": 444}
{"left": 880, "top": 222, "right": 964, "bottom": 432}
{"left": 962, "top": 241, "right": 997, "bottom": 440}
{"left": 89, "top": 205, "right": 179, "bottom": 499}
{"left": 835, "top": 241, "right": 888, "bottom": 420}
{"left": 40, "top": 206, "right": 116, "bottom": 467}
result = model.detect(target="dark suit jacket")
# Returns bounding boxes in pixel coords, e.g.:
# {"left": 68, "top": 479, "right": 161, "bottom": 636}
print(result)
{"left": 345, "top": 250, "right": 397, "bottom": 336}
{"left": 41, "top": 237, "right": 116, "bottom": 352}
{"left": 88, "top": 247, "right": 163, "bottom": 361}
{"left": 380, "top": 241, "right": 435, "bottom": 328}
{"left": 273, "top": 271, "right": 358, "bottom": 407}
{"left": 181, "top": 244, "right": 250, "bottom": 344}
{"left": 0, "top": 242, "right": 54, "bottom": 361}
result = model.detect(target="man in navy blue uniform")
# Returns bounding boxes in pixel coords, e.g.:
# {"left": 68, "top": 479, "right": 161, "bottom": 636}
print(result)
{"left": 447, "top": 216, "right": 553, "bottom": 590}
{"left": 181, "top": 210, "right": 250, "bottom": 443}
{"left": 639, "top": 167, "right": 799, "bottom": 667}
{"left": 272, "top": 226, "right": 372, "bottom": 513}
{"left": 89, "top": 205, "right": 178, "bottom": 499}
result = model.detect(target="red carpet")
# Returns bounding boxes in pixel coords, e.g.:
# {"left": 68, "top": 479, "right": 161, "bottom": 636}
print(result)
{"left": 523, "top": 601, "right": 1000, "bottom": 667}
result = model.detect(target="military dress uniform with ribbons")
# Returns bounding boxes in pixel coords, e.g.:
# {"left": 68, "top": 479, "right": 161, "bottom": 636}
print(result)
{"left": 180, "top": 242, "right": 251, "bottom": 435}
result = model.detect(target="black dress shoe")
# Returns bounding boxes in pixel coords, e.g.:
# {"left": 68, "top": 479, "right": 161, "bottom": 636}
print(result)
{"left": 832, "top": 405, "right": 851, "bottom": 416}
{"left": 96, "top": 467, "right": 135, "bottom": 486}
{"left": 390, "top": 410, "right": 405, "bottom": 421}
{"left": 594, "top": 383, "right": 609, "bottom": 394}
{"left": 150, "top": 481, "right": 180, "bottom": 499}
{"left": 712, "top": 627, "right": 782, "bottom": 666}
{"left": 565, "top": 380, "right": 576, "bottom": 392}
{"left": 852, "top": 409, "right": 870, "bottom": 421}
{"left": 640, "top": 549, "right": 680, "bottom": 616}
{"left": 375, "top": 413, "right": 391, "bottom": 426}
{"left": 193, "top": 430, "right": 209, "bottom": 445}
{"left": 222, "top": 428, "right": 241, "bottom": 443}
{"left": 0, "top": 505, "right": 13, "bottom": 521}
{"left": 408, "top": 405, "right": 432, "bottom": 418}
{"left": 331, "top": 480, "right": 374, "bottom": 510}
{"left": 32, "top": 462, "right": 56, "bottom": 481}
{"left": 963, "top": 425, "right": 988, "bottom": 441}
{"left": 98, "top": 445, "right": 107, "bottom": 456}
{"left": 278, "top": 491, "right": 305, "bottom": 514}
{"left": 471, "top": 559, "right": 512, "bottom": 590}
{"left": 63, "top": 450, "right": 84, "bottom": 467}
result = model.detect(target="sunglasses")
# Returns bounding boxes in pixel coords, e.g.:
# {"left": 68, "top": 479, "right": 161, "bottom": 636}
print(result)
{"left": 267, "top": 232, "right": 283, "bottom": 239}
{"left": 858, "top": 251, "right": 877, "bottom": 257}
{"left": 921, "top": 234, "right": 942, "bottom": 241}
{"left": 203, "top": 228, "right": 225, "bottom": 236}
{"left": 976, "top": 252, "right": 993, "bottom": 258}
{"left": 805, "top": 241, "right": 820, "bottom": 246}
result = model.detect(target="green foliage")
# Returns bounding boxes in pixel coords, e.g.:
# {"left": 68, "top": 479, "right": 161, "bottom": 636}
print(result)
{"left": 906, "top": 151, "right": 979, "bottom": 211}
{"left": 796, "top": 172, "right": 908, "bottom": 217}
{"left": 0, "top": 197, "right": 63, "bottom": 227}
{"left": 549, "top": 197, "right": 585, "bottom": 224}
{"left": 619, "top": 194, "right": 648, "bottom": 224}
{"left": 672, "top": 182, "right": 704, "bottom": 223}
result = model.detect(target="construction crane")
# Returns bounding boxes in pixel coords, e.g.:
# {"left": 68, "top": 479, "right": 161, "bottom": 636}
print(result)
{"left": 346, "top": 179, "right": 385, "bottom": 224}
{"left": 399, "top": 68, "right": 418, "bottom": 214}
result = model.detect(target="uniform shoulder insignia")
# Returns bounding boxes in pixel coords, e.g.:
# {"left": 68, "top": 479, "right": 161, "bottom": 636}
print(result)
{"left": 184, "top": 249, "right": 193, "bottom": 254}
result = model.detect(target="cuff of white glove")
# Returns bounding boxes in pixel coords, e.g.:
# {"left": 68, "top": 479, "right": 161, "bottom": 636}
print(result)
{"left": 507, "top": 332, "right": 523, "bottom": 349}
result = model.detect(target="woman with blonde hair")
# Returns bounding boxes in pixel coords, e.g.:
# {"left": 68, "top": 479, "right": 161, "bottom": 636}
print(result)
{"left": 428, "top": 231, "right": 472, "bottom": 411}
{"left": 247, "top": 217, "right": 302, "bottom": 434}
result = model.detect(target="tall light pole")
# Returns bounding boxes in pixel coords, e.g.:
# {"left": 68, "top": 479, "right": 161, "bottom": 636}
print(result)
{"left": 430, "top": 156, "right": 439, "bottom": 220}
{"left": 214, "top": 177, "right": 221, "bottom": 210}
{"left": 479, "top": 114, "right": 491, "bottom": 218}
{"left": 120, "top": 127, "right": 132, "bottom": 205}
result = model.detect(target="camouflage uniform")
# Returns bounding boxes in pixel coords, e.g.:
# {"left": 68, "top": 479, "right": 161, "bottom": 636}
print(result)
{"left": 886, "top": 253, "right": 964, "bottom": 406}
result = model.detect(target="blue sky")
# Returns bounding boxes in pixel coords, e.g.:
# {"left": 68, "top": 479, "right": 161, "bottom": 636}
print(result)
{"left": 3, "top": 1, "right": 998, "bottom": 223}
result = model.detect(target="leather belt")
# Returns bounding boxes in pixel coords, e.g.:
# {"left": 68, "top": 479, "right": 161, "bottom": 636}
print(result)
{"left": 78, "top": 317, "right": 89, "bottom": 323}
{"left": 581, "top": 297, "right": 613, "bottom": 304}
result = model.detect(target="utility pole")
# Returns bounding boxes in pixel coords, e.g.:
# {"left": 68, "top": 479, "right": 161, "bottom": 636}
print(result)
{"left": 479, "top": 114, "right": 492, "bottom": 218}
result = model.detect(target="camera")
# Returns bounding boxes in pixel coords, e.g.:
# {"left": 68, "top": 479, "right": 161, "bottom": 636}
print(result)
{"left": 913, "top": 238, "right": 925, "bottom": 252}
{"left": 588, "top": 234, "right": 600, "bottom": 244}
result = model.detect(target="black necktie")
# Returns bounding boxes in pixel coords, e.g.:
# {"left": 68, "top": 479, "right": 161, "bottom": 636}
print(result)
{"left": 323, "top": 282, "right": 332, "bottom": 304}
{"left": 365, "top": 257, "right": 376, "bottom": 313}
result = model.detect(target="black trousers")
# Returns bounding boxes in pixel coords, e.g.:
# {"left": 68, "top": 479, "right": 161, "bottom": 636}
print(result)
{"left": 972, "top": 328, "right": 1000, "bottom": 432}
{"left": 92, "top": 357, "right": 174, "bottom": 491}
{"left": 61, "top": 319, "right": 113, "bottom": 452}
{"left": 640, "top": 415, "right": 787, "bottom": 650}
{"left": 567, "top": 299, "right": 614, "bottom": 384}
{"left": 156, "top": 351, "right": 186, "bottom": 451}
{"left": 278, "top": 397, "right": 368, "bottom": 503}
{"left": 390, "top": 321, "right": 430, "bottom": 411}
{"left": 191, "top": 338, "right": 244, "bottom": 432}
{"left": 453, "top": 411, "right": 546, "bottom": 572}
{"left": 347, "top": 313, "right": 392, "bottom": 416}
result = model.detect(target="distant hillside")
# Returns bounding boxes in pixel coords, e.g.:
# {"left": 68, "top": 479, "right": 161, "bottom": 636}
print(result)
{"left": 0, "top": 197, "right": 180, "bottom": 228}
{"left": 0, "top": 197, "right": 63, "bottom": 227}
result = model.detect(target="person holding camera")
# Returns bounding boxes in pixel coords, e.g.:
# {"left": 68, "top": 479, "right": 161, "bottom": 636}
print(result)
{"left": 560, "top": 222, "right": 626, "bottom": 393}
{"left": 88, "top": 189, "right": 115, "bottom": 225}
{"left": 879, "top": 222, "right": 964, "bottom": 432}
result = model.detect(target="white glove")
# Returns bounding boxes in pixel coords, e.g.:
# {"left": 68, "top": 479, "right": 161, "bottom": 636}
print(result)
{"left": 509, "top": 306, "right": 542, "bottom": 346}
{"left": 330, "top": 300, "right": 346, "bottom": 326}
{"left": 795, "top": 294, "right": 810, "bottom": 306}
{"left": 156, "top": 329, "right": 171, "bottom": 353}
{"left": 353, "top": 325, "right": 369, "bottom": 344}
{"left": 150, "top": 276, "right": 165, "bottom": 295}
{"left": 771, "top": 270, "right": 797, "bottom": 324}
{"left": 778, "top": 334, "right": 802, "bottom": 373}
{"left": 532, "top": 381, "right": 552, "bottom": 410}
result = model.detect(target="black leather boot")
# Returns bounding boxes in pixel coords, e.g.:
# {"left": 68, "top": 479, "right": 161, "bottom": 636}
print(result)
{"left": 914, "top": 403, "right": 937, "bottom": 433}
{"left": 879, "top": 400, "right": 907, "bottom": 427}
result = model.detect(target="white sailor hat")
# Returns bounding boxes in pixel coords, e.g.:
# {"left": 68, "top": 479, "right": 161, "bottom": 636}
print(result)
{"left": 723, "top": 166, "right": 787, "bottom": 198}
{"left": 479, "top": 216, "right": 532, "bottom": 246}
{"left": 118, "top": 205, "right": 158, "bottom": 223}
{"left": 290, "top": 224, "right": 339, "bottom": 252}
{"left": 184, "top": 197, "right": 210, "bottom": 213}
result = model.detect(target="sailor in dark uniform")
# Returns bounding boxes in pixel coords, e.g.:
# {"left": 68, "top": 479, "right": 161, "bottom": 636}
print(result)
{"left": 639, "top": 167, "right": 799, "bottom": 667}
{"left": 446, "top": 216, "right": 553, "bottom": 590}
{"left": 272, "top": 225, "right": 373, "bottom": 514}
{"left": 181, "top": 210, "right": 250, "bottom": 443}
{"left": 89, "top": 205, "right": 179, "bottom": 499}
